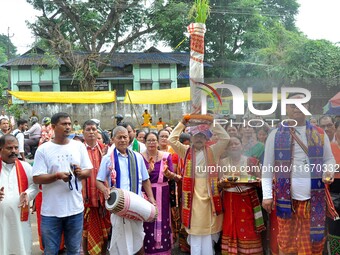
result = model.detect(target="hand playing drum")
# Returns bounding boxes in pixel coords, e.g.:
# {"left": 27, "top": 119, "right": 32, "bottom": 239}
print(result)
{"left": 103, "top": 187, "right": 111, "bottom": 200}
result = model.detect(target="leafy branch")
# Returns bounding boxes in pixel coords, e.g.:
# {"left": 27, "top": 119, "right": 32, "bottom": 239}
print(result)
{"left": 189, "top": 0, "right": 211, "bottom": 23}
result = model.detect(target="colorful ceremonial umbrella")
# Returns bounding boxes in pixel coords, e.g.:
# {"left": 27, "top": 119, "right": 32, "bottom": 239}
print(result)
{"left": 323, "top": 92, "right": 340, "bottom": 115}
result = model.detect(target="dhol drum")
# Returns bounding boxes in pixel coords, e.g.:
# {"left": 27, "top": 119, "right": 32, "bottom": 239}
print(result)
{"left": 105, "top": 188, "right": 157, "bottom": 222}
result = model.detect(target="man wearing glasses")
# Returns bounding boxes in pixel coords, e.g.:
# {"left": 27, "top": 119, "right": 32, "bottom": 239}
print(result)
{"left": 96, "top": 126, "right": 155, "bottom": 255}
{"left": 32, "top": 112, "right": 93, "bottom": 255}
{"left": 262, "top": 93, "right": 336, "bottom": 254}
{"left": 319, "top": 115, "right": 336, "bottom": 142}
{"left": 108, "top": 122, "right": 146, "bottom": 155}
{"left": 319, "top": 116, "right": 340, "bottom": 253}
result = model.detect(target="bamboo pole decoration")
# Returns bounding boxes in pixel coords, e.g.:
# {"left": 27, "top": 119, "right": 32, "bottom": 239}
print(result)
{"left": 188, "top": 0, "right": 210, "bottom": 115}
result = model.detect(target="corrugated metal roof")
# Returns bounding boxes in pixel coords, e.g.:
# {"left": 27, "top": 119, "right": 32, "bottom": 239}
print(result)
{"left": 110, "top": 52, "right": 185, "bottom": 67}
{"left": 1, "top": 55, "right": 64, "bottom": 67}
{"left": 1, "top": 47, "right": 212, "bottom": 68}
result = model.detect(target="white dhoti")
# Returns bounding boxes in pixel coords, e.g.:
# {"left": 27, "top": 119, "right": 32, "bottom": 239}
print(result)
{"left": 188, "top": 233, "right": 220, "bottom": 255}
{"left": 109, "top": 213, "right": 145, "bottom": 255}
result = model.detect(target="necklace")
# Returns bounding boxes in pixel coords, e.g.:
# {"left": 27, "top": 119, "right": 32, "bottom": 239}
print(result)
{"left": 146, "top": 150, "right": 159, "bottom": 162}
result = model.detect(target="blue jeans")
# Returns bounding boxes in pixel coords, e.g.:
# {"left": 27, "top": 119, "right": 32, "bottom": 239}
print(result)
{"left": 41, "top": 212, "right": 84, "bottom": 255}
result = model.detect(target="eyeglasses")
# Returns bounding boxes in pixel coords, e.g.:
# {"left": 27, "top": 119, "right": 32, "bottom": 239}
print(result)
{"left": 146, "top": 139, "right": 158, "bottom": 144}
{"left": 320, "top": 123, "right": 334, "bottom": 129}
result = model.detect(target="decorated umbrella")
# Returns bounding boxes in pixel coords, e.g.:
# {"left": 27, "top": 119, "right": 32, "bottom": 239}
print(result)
{"left": 323, "top": 92, "right": 340, "bottom": 115}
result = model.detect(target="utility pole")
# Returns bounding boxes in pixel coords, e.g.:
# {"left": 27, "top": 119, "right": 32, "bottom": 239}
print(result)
{"left": 6, "top": 27, "right": 14, "bottom": 91}
{"left": 6, "top": 27, "right": 14, "bottom": 105}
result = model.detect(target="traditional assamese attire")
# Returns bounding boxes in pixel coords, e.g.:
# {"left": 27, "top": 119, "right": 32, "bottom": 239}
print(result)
{"left": 97, "top": 148, "right": 149, "bottom": 255}
{"left": 328, "top": 142, "right": 340, "bottom": 254}
{"left": 171, "top": 152, "right": 189, "bottom": 252}
{"left": 143, "top": 152, "right": 173, "bottom": 255}
{"left": 262, "top": 121, "right": 336, "bottom": 254}
{"left": 168, "top": 122, "right": 229, "bottom": 255}
{"left": 219, "top": 156, "right": 265, "bottom": 255}
{"left": 83, "top": 142, "right": 111, "bottom": 255}
{"left": 0, "top": 159, "right": 39, "bottom": 255}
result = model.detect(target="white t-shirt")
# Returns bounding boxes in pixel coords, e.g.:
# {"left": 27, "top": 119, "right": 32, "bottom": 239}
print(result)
{"left": 11, "top": 129, "right": 25, "bottom": 155}
{"left": 32, "top": 139, "right": 93, "bottom": 217}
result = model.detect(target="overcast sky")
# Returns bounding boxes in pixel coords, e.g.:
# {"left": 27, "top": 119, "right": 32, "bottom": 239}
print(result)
{"left": 1, "top": 0, "right": 340, "bottom": 54}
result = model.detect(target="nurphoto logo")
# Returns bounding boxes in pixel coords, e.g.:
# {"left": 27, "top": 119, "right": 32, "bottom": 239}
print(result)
{"left": 197, "top": 84, "right": 312, "bottom": 128}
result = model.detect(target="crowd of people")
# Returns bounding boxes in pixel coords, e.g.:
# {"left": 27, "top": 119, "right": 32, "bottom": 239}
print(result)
{"left": 0, "top": 93, "right": 339, "bottom": 255}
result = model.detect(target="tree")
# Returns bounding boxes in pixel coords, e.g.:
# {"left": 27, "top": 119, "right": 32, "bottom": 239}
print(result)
{"left": 0, "top": 47, "right": 8, "bottom": 91}
{"left": 222, "top": 21, "right": 306, "bottom": 90}
{"left": 0, "top": 34, "right": 17, "bottom": 59}
{"left": 0, "top": 34, "right": 17, "bottom": 103}
{"left": 205, "top": 0, "right": 299, "bottom": 77}
{"left": 236, "top": 21, "right": 340, "bottom": 89}
{"left": 155, "top": 0, "right": 300, "bottom": 77}
{"left": 26, "top": 0, "right": 188, "bottom": 91}
{"left": 283, "top": 39, "right": 340, "bottom": 88}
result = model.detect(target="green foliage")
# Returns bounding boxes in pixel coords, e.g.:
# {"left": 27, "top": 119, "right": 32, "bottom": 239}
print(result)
{"left": 0, "top": 34, "right": 17, "bottom": 58}
{"left": 152, "top": 0, "right": 191, "bottom": 51}
{"left": 189, "top": 0, "right": 211, "bottom": 23}
{"left": 231, "top": 21, "right": 340, "bottom": 89}
{"left": 4, "top": 104, "right": 27, "bottom": 120}
{"left": 0, "top": 48, "right": 8, "bottom": 90}
{"left": 29, "top": 49, "right": 61, "bottom": 76}
{"left": 204, "top": 0, "right": 299, "bottom": 60}
{"left": 284, "top": 39, "right": 340, "bottom": 87}
{"left": 0, "top": 34, "right": 16, "bottom": 101}
{"left": 0, "top": 83, "right": 7, "bottom": 106}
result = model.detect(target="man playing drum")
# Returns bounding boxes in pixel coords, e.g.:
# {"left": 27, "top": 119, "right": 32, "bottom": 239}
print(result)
{"left": 96, "top": 126, "right": 156, "bottom": 255}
